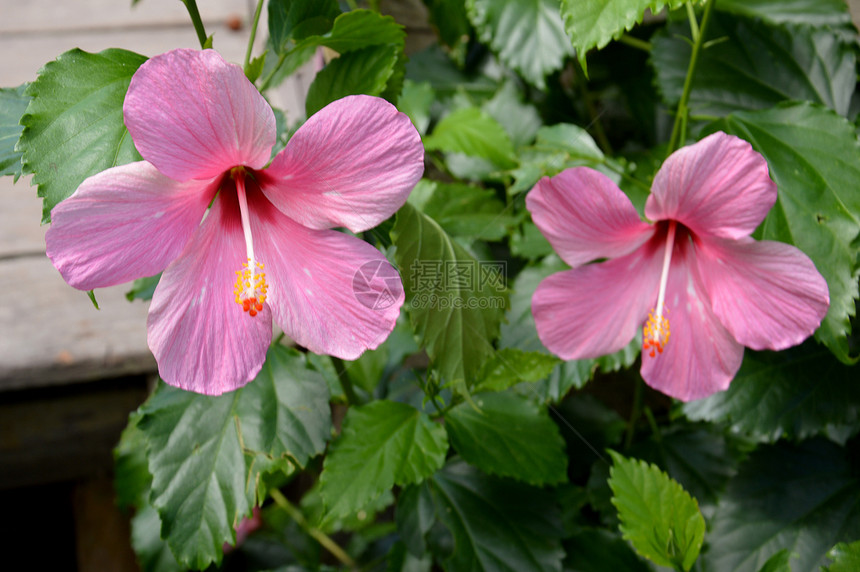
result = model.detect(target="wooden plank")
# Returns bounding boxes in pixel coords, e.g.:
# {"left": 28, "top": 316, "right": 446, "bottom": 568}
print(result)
{"left": 0, "top": 175, "right": 44, "bottom": 258}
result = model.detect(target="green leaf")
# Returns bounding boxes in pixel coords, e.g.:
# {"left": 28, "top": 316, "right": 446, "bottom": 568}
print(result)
{"left": 424, "top": 0, "right": 472, "bottom": 49}
{"left": 424, "top": 107, "right": 517, "bottom": 169}
{"left": 467, "top": 0, "right": 573, "bottom": 89}
{"left": 475, "top": 348, "right": 561, "bottom": 393}
{"left": 86, "top": 290, "right": 100, "bottom": 310}
{"left": 114, "top": 413, "right": 151, "bottom": 512}
{"left": 125, "top": 274, "right": 161, "bottom": 302}
{"left": 560, "top": 0, "right": 686, "bottom": 73}
{"left": 758, "top": 549, "right": 794, "bottom": 572}
{"left": 510, "top": 123, "right": 604, "bottom": 195}
{"left": 391, "top": 202, "right": 508, "bottom": 384}
{"left": 483, "top": 81, "right": 542, "bottom": 148}
{"left": 131, "top": 502, "right": 183, "bottom": 572}
{"left": 267, "top": 0, "right": 339, "bottom": 55}
{"left": 398, "top": 80, "right": 434, "bottom": 134}
{"left": 305, "top": 45, "right": 398, "bottom": 116}
{"left": 0, "top": 84, "right": 29, "bottom": 179}
{"left": 18, "top": 48, "right": 146, "bottom": 223}
{"left": 417, "top": 179, "right": 515, "bottom": 241}
{"left": 444, "top": 392, "right": 567, "bottom": 485}
{"left": 343, "top": 344, "right": 388, "bottom": 393}
{"left": 711, "top": 103, "right": 860, "bottom": 363}
{"left": 319, "top": 400, "right": 448, "bottom": 520}
{"left": 563, "top": 528, "right": 652, "bottom": 572}
{"left": 651, "top": 13, "right": 856, "bottom": 117}
{"left": 138, "top": 346, "right": 331, "bottom": 569}
{"left": 704, "top": 438, "right": 860, "bottom": 572}
{"left": 826, "top": 540, "right": 860, "bottom": 572}
{"left": 396, "top": 483, "right": 437, "bottom": 556}
{"left": 683, "top": 341, "right": 860, "bottom": 444}
{"left": 309, "top": 9, "right": 405, "bottom": 54}
{"left": 608, "top": 451, "right": 706, "bottom": 571}
{"left": 716, "top": 0, "right": 851, "bottom": 28}
{"left": 425, "top": 459, "right": 565, "bottom": 572}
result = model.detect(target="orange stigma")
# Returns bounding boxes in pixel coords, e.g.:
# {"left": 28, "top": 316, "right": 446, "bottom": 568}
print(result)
{"left": 642, "top": 309, "right": 670, "bottom": 357}
{"left": 234, "top": 260, "right": 267, "bottom": 317}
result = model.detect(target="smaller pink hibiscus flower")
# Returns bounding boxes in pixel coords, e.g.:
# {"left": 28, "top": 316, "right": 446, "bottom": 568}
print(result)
{"left": 527, "top": 132, "right": 829, "bottom": 401}
{"left": 46, "top": 49, "right": 424, "bottom": 395}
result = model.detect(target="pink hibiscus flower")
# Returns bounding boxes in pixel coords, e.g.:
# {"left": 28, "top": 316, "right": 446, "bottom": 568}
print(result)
{"left": 45, "top": 49, "right": 424, "bottom": 395}
{"left": 527, "top": 132, "right": 829, "bottom": 401}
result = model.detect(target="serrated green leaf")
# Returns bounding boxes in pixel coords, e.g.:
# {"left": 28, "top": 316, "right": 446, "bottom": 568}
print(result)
{"left": 391, "top": 202, "right": 508, "bottom": 384}
{"left": 651, "top": 13, "right": 856, "bottom": 117}
{"left": 18, "top": 48, "right": 146, "bottom": 223}
{"left": 467, "top": 0, "right": 573, "bottom": 89}
{"left": 0, "top": 84, "right": 29, "bottom": 179}
{"left": 758, "top": 549, "right": 794, "bottom": 572}
{"left": 268, "top": 0, "right": 339, "bottom": 55}
{"left": 138, "top": 346, "right": 331, "bottom": 569}
{"left": 608, "top": 451, "right": 705, "bottom": 571}
{"left": 427, "top": 459, "right": 565, "bottom": 572}
{"left": 704, "top": 438, "right": 860, "bottom": 572}
{"left": 305, "top": 45, "right": 398, "bottom": 117}
{"left": 711, "top": 103, "right": 860, "bottom": 363}
{"left": 560, "top": 0, "right": 686, "bottom": 73}
{"left": 716, "top": 0, "right": 851, "bottom": 27}
{"left": 826, "top": 540, "right": 860, "bottom": 572}
{"left": 319, "top": 400, "right": 447, "bottom": 520}
{"left": 475, "top": 348, "right": 561, "bottom": 393}
{"left": 445, "top": 392, "right": 567, "bottom": 485}
{"left": 418, "top": 179, "right": 516, "bottom": 241}
{"left": 424, "top": 107, "right": 516, "bottom": 169}
{"left": 683, "top": 341, "right": 860, "bottom": 444}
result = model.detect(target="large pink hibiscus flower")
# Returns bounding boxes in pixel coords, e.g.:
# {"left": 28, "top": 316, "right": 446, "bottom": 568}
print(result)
{"left": 527, "top": 132, "right": 829, "bottom": 401}
{"left": 46, "top": 49, "right": 424, "bottom": 395}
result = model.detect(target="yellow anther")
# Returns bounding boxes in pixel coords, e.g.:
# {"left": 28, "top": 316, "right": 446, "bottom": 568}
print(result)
{"left": 642, "top": 308, "right": 670, "bottom": 358}
{"left": 233, "top": 259, "right": 268, "bottom": 317}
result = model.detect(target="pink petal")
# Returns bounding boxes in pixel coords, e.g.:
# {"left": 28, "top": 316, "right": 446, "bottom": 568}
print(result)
{"left": 645, "top": 132, "right": 777, "bottom": 240}
{"left": 695, "top": 237, "right": 829, "bottom": 351}
{"left": 640, "top": 237, "right": 743, "bottom": 402}
{"left": 147, "top": 193, "right": 272, "bottom": 395}
{"left": 249, "top": 193, "right": 403, "bottom": 359}
{"left": 260, "top": 95, "right": 424, "bottom": 232}
{"left": 124, "top": 49, "right": 275, "bottom": 181}
{"left": 532, "top": 235, "right": 664, "bottom": 359}
{"left": 46, "top": 161, "right": 216, "bottom": 291}
{"left": 527, "top": 167, "right": 654, "bottom": 267}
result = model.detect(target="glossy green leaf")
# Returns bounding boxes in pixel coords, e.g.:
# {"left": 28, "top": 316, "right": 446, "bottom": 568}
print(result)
{"left": 474, "top": 348, "right": 561, "bottom": 393}
{"left": 319, "top": 400, "right": 447, "bottom": 520}
{"left": 391, "top": 202, "right": 508, "bottom": 384}
{"left": 717, "top": 0, "right": 851, "bottom": 27}
{"left": 416, "top": 180, "right": 515, "bottom": 241}
{"left": 426, "top": 459, "right": 565, "bottom": 572}
{"left": 683, "top": 341, "right": 860, "bottom": 444}
{"left": 608, "top": 451, "right": 705, "bottom": 571}
{"left": 305, "top": 45, "right": 398, "bottom": 116}
{"left": 467, "top": 0, "right": 573, "bottom": 89}
{"left": 825, "top": 540, "right": 860, "bottom": 572}
{"left": 18, "top": 48, "right": 146, "bottom": 223}
{"left": 0, "top": 84, "right": 29, "bottom": 179}
{"left": 651, "top": 13, "right": 856, "bottom": 117}
{"left": 307, "top": 9, "right": 405, "bottom": 54}
{"left": 445, "top": 392, "right": 567, "bottom": 485}
{"left": 560, "top": 0, "right": 686, "bottom": 73}
{"left": 704, "top": 439, "right": 860, "bottom": 572}
{"left": 138, "top": 346, "right": 331, "bottom": 569}
{"left": 267, "top": 0, "right": 339, "bottom": 54}
{"left": 712, "top": 103, "right": 860, "bottom": 363}
{"left": 424, "top": 107, "right": 517, "bottom": 169}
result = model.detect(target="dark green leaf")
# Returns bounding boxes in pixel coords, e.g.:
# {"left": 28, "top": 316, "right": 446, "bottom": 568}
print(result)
{"left": 391, "top": 202, "right": 508, "bottom": 384}
{"left": 758, "top": 549, "right": 794, "bottom": 572}
{"left": 651, "top": 13, "right": 856, "bottom": 117}
{"left": 405, "top": 45, "right": 497, "bottom": 99}
{"left": 704, "top": 438, "right": 860, "bottom": 572}
{"left": 305, "top": 45, "right": 398, "bottom": 116}
{"left": 427, "top": 459, "right": 565, "bottom": 572}
{"left": 131, "top": 503, "right": 183, "bottom": 572}
{"left": 0, "top": 84, "right": 29, "bottom": 179}
{"left": 563, "top": 528, "right": 652, "bottom": 572}
{"left": 716, "top": 0, "right": 852, "bottom": 28}
{"left": 19, "top": 48, "right": 146, "bottom": 223}
{"left": 608, "top": 451, "right": 705, "bottom": 571}
{"left": 319, "top": 400, "right": 447, "bottom": 520}
{"left": 826, "top": 540, "right": 860, "bottom": 572}
{"left": 467, "top": 0, "right": 573, "bottom": 89}
{"left": 396, "top": 483, "right": 437, "bottom": 556}
{"left": 424, "top": 107, "right": 517, "bottom": 169}
{"left": 683, "top": 341, "right": 860, "bottom": 444}
{"left": 417, "top": 180, "right": 515, "bottom": 241}
{"left": 444, "top": 392, "right": 568, "bottom": 485}
{"left": 510, "top": 222, "right": 555, "bottom": 259}
{"left": 310, "top": 9, "right": 405, "bottom": 54}
{"left": 424, "top": 0, "right": 472, "bottom": 49}
{"left": 114, "top": 413, "right": 151, "bottom": 512}
{"left": 138, "top": 346, "right": 331, "bottom": 569}
{"left": 343, "top": 345, "right": 388, "bottom": 393}
{"left": 510, "top": 123, "right": 604, "bottom": 195}
{"left": 474, "top": 348, "right": 561, "bottom": 393}
{"left": 712, "top": 103, "right": 860, "bottom": 363}
{"left": 268, "top": 0, "right": 339, "bottom": 54}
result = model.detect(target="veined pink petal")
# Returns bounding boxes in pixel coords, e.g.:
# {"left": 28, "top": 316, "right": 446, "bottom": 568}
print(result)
{"left": 147, "top": 193, "right": 272, "bottom": 395}
{"left": 46, "top": 161, "right": 216, "bottom": 290}
{"left": 645, "top": 132, "right": 777, "bottom": 240}
{"left": 249, "top": 194, "right": 403, "bottom": 359}
{"left": 696, "top": 237, "right": 829, "bottom": 351}
{"left": 527, "top": 168, "right": 654, "bottom": 267}
{"left": 124, "top": 49, "right": 275, "bottom": 181}
{"left": 640, "top": 238, "right": 743, "bottom": 402}
{"left": 532, "top": 236, "right": 663, "bottom": 359}
{"left": 261, "top": 95, "right": 424, "bottom": 232}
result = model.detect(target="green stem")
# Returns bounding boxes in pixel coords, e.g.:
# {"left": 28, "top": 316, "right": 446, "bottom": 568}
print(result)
{"left": 269, "top": 489, "right": 357, "bottom": 569}
{"left": 332, "top": 357, "right": 361, "bottom": 405}
{"left": 258, "top": 52, "right": 287, "bottom": 93}
{"left": 618, "top": 34, "right": 651, "bottom": 52}
{"left": 666, "top": 0, "right": 715, "bottom": 155}
{"left": 180, "top": 0, "right": 208, "bottom": 49}
{"left": 244, "top": 0, "right": 265, "bottom": 71}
